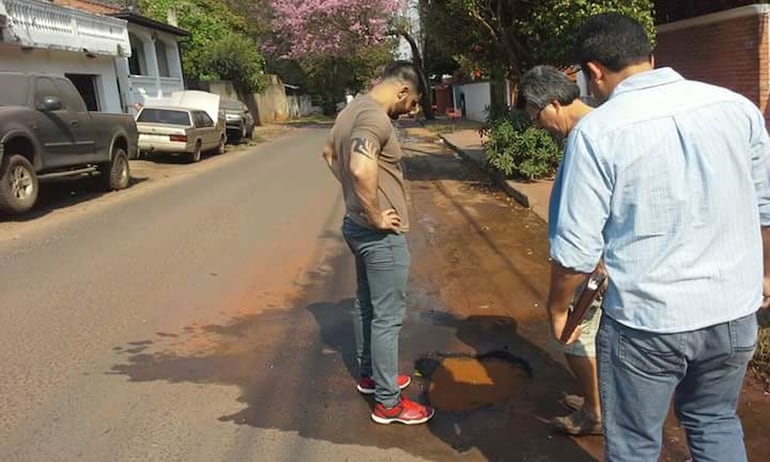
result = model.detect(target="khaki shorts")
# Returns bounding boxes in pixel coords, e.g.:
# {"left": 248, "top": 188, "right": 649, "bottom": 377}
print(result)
{"left": 560, "top": 297, "right": 603, "bottom": 358}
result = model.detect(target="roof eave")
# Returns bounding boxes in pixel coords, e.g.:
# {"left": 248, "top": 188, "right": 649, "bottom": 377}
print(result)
{"left": 109, "top": 11, "right": 191, "bottom": 37}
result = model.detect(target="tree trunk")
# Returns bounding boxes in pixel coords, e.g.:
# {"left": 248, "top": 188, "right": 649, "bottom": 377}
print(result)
{"left": 398, "top": 31, "right": 435, "bottom": 120}
{"left": 488, "top": 65, "right": 508, "bottom": 119}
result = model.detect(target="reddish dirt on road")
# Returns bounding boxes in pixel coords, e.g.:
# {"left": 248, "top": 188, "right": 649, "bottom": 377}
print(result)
{"left": 102, "top": 125, "right": 766, "bottom": 461}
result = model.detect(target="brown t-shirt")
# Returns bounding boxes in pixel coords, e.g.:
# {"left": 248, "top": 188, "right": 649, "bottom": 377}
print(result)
{"left": 330, "top": 95, "right": 409, "bottom": 232}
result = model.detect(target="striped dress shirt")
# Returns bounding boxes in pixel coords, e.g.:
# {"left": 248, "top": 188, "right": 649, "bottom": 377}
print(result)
{"left": 549, "top": 67, "right": 770, "bottom": 333}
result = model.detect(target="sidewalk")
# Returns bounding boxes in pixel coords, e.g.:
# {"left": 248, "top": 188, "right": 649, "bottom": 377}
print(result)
{"left": 441, "top": 130, "right": 554, "bottom": 224}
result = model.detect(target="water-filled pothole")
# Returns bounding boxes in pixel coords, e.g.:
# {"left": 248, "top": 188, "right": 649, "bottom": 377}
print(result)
{"left": 416, "top": 350, "right": 532, "bottom": 411}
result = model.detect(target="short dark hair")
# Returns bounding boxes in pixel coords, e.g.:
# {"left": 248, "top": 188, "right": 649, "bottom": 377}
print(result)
{"left": 381, "top": 61, "right": 423, "bottom": 95}
{"left": 516, "top": 65, "right": 580, "bottom": 110}
{"left": 574, "top": 13, "right": 652, "bottom": 74}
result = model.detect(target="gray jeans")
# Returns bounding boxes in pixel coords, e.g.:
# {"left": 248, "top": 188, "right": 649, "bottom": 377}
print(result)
{"left": 342, "top": 217, "right": 410, "bottom": 408}
{"left": 597, "top": 312, "right": 758, "bottom": 462}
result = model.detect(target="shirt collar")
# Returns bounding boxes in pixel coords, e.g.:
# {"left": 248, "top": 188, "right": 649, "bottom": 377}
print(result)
{"left": 609, "top": 67, "right": 684, "bottom": 99}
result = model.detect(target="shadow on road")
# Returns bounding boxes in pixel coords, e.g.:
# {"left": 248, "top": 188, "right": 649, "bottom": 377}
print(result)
{"left": 140, "top": 150, "right": 225, "bottom": 164}
{"left": 0, "top": 174, "right": 148, "bottom": 222}
{"left": 109, "top": 284, "right": 597, "bottom": 461}
{"left": 107, "top": 133, "right": 599, "bottom": 460}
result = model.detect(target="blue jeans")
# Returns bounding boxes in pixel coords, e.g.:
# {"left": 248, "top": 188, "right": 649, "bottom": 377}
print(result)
{"left": 342, "top": 217, "right": 410, "bottom": 408}
{"left": 597, "top": 312, "right": 758, "bottom": 462}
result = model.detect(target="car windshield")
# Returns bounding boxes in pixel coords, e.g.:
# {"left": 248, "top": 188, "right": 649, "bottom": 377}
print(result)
{"left": 137, "top": 108, "right": 191, "bottom": 126}
{"left": 222, "top": 100, "right": 244, "bottom": 111}
{"left": 0, "top": 75, "right": 30, "bottom": 106}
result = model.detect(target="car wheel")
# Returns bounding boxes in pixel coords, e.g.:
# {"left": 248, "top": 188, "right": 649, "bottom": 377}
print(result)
{"left": 99, "top": 148, "right": 130, "bottom": 191}
{"left": 191, "top": 141, "right": 202, "bottom": 163}
{"left": 217, "top": 135, "right": 226, "bottom": 154}
{"left": 0, "top": 154, "right": 39, "bottom": 215}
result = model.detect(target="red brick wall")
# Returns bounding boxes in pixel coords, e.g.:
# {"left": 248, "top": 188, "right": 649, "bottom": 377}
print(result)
{"left": 655, "top": 12, "right": 769, "bottom": 119}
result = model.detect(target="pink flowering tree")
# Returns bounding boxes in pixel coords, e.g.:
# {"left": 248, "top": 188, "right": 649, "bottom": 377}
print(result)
{"left": 270, "top": 0, "right": 399, "bottom": 59}
{"left": 269, "top": 0, "right": 434, "bottom": 118}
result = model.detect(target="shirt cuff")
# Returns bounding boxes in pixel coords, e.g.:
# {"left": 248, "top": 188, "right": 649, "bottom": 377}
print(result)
{"left": 760, "top": 203, "right": 770, "bottom": 227}
{"left": 550, "top": 236, "right": 601, "bottom": 273}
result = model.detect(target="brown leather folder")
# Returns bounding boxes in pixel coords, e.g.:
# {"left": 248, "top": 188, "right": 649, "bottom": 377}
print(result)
{"left": 559, "top": 270, "right": 608, "bottom": 344}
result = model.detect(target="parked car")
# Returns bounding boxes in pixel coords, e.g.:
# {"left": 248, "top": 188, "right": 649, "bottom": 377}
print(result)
{"left": 136, "top": 106, "right": 226, "bottom": 163}
{"left": 221, "top": 99, "right": 254, "bottom": 141}
{"left": 0, "top": 72, "right": 138, "bottom": 215}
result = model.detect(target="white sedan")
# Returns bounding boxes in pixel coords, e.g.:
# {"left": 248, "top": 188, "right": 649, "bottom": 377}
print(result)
{"left": 136, "top": 106, "right": 226, "bottom": 163}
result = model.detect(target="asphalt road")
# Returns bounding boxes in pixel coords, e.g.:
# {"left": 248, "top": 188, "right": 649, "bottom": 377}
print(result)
{"left": 0, "top": 126, "right": 714, "bottom": 461}
{"left": 0, "top": 129, "right": 387, "bottom": 461}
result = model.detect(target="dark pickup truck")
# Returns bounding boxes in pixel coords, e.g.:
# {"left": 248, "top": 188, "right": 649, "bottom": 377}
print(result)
{"left": 0, "top": 72, "right": 138, "bottom": 214}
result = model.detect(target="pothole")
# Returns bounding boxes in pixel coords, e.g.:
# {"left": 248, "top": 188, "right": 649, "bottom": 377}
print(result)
{"left": 416, "top": 350, "right": 532, "bottom": 411}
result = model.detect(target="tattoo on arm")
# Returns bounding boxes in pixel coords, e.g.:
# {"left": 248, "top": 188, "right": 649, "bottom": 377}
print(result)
{"left": 348, "top": 137, "right": 380, "bottom": 223}
{"left": 352, "top": 138, "right": 378, "bottom": 159}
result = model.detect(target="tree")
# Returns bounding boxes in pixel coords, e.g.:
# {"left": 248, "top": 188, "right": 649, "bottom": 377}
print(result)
{"left": 391, "top": 10, "right": 435, "bottom": 119}
{"left": 139, "top": 0, "right": 266, "bottom": 92}
{"left": 269, "top": 0, "right": 398, "bottom": 59}
{"left": 300, "top": 40, "right": 399, "bottom": 115}
{"left": 220, "top": 0, "right": 274, "bottom": 38}
{"left": 425, "top": 0, "right": 657, "bottom": 74}
{"left": 269, "top": 0, "right": 435, "bottom": 118}
{"left": 420, "top": 0, "right": 655, "bottom": 112}
{"left": 203, "top": 33, "right": 267, "bottom": 93}
{"left": 422, "top": 35, "right": 460, "bottom": 82}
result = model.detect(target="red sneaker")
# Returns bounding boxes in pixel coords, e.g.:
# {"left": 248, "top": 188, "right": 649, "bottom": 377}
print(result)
{"left": 356, "top": 374, "right": 412, "bottom": 395}
{"left": 371, "top": 396, "right": 435, "bottom": 425}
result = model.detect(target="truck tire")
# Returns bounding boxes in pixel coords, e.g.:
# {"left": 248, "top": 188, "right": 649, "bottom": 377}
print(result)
{"left": 191, "top": 141, "right": 202, "bottom": 163}
{"left": 99, "top": 148, "right": 130, "bottom": 191}
{"left": 0, "top": 154, "right": 39, "bottom": 215}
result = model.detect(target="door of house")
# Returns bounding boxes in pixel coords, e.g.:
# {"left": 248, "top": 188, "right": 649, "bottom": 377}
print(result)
{"left": 64, "top": 74, "right": 100, "bottom": 111}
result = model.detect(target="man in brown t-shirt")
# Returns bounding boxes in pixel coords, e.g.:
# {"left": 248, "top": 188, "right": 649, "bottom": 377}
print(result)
{"left": 322, "top": 61, "right": 434, "bottom": 425}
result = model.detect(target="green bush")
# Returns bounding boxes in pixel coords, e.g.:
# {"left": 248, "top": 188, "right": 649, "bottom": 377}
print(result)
{"left": 482, "top": 108, "right": 562, "bottom": 180}
{"left": 202, "top": 33, "right": 266, "bottom": 93}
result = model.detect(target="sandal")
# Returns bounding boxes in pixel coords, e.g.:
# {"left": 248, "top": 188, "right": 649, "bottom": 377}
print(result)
{"left": 552, "top": 408, "right": 603, "bottom": 436}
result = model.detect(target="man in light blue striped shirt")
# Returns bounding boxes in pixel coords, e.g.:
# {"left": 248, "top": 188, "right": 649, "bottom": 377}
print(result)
{"left": 546, "top": 13, "right": 770, "bottom": 462}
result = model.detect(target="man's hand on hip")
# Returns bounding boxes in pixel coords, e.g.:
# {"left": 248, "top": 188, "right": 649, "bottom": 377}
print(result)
{"left": 371, "top": 208, "right": 401, "bottom": 233}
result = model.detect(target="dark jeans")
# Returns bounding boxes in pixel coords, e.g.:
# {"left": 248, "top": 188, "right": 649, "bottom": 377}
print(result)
{"left": 597, "top": 312, "right": 758, "bottom": 461}
{"left": 342, "top": 217, "right": 410, "bottom": 408}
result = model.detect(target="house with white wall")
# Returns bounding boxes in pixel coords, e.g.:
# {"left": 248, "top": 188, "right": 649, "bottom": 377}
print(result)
{"left": 0, "top": 0, "right": 188, "bottom": 115}
{"left": 452, "top": 79, "right": 517, "bottom": 123}
{"left": 51, "top": 1, "right": 189, "bottom": 114}
{"left": 109, "top": 9, "right": 189, "bottom": 113}
{"left": 0, "top": 0, "right": 130, "bottom": 113}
